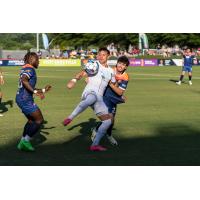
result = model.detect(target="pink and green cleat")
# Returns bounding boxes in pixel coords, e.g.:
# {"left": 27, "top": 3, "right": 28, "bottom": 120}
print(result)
{"left": 90, "top": 145, "right": 107, "bottom": 151}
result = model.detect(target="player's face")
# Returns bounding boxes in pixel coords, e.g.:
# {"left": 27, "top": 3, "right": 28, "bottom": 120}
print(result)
{"left": 185, "top": 49, "right": 191, "bottom": 56}
{"left": 32, "top": 56, "right": 39, "bottom": 68}
{"left": 97, "top": 51, "right": 109, "bottom": 65}
{"left": 116, "top": 62, "right": 127, "bottom": 73}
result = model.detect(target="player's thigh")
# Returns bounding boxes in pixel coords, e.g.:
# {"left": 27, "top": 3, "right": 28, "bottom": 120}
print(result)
{"left": 93, "top": 100, "right": 112, "bottom": 121}
{"left": 29, "top": 109, "right": 44, "bottom": 123}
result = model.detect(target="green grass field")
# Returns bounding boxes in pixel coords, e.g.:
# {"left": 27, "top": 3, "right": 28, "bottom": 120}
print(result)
{"left": 1, "top": 65, "right": 200, "bottom": 166}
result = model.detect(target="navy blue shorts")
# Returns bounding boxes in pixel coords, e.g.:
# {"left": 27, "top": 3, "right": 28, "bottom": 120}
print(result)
{"left": 16, "top": 99, "right": 39, "bottom": 115}
{"left": 103, "top": 96, "right": 117, "bottom": 116}
{"left": 182, "top": 66, "right": 192, "bottom": 72}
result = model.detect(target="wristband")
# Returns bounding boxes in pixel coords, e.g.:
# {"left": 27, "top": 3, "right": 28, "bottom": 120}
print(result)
{"left": 42, "top": 88, "right": 46, "bottom": 93}
{"left": 33, "top": 90, "right": 38, "bottom": 94}
{"left": 71, "top": 78, "right": 77, "bottom": 83}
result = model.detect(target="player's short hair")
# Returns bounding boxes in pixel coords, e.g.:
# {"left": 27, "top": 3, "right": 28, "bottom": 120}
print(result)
{"left": 24, "top": 52, "right": 38, "bottom": 64}
{"left": 98, "top": 47, "right": 110, "bottom": 55}
{"left": 117, "top": 56, "right": 130, "bottom": 66}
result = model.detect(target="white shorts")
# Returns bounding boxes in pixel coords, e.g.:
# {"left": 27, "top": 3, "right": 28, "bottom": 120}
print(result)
{"left": 81, "top": 90, "right": 108, "bottom": 116}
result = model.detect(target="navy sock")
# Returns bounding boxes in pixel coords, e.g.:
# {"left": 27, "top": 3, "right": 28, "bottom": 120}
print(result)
{"left": 0, "top": 98, "right": 2, "bottom": 104}
{"left": 180, "top": 75, "right": 184, "bottom": 81}
{"left": 189, "top": 75, "right": 192, "bottom": 81}
{"left": 27, "top": 122, "right": 41, "bottom": 138}
{"left": 22, "top": 122, "right": 32, "bottom": 137}
{"left": 96, "top": 122, "right": 102, "bottom": 131}
{"left": 106, "top": 124, "right": 114, "bottom": 136}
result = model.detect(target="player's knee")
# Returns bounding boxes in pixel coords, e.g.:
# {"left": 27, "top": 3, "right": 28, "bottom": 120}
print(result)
{"left": 101, "top": 118, "right": 112, "bottom": 129}
{"left": 80, "top": 94, "right": 96, "bottom": 107}
{"left": 35, "top": 117, "right": 44, "bottom": 124}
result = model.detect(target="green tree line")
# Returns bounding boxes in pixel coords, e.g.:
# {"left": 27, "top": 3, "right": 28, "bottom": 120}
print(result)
{"left": 0, "top": 33, "right": 200, "bottom": 50}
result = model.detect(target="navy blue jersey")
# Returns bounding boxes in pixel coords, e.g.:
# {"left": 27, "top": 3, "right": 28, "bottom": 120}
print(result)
{"left": 104, "top": 70, "right": 129, "bottom": 104}
{"left": 16, "top": 64, "right": 37, "bottom": 101}
{"left": 183, "top": 55, "right": 195, "bottom": 67}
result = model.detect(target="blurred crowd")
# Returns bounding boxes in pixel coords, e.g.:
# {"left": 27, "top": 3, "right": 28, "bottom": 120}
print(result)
{"left": 6, "top": 43, "right": 200, "bottom": 60}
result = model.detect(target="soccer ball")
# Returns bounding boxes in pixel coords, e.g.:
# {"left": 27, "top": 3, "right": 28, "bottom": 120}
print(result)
{"left": 84, "top": 60, "right": 99, "bottom": 76}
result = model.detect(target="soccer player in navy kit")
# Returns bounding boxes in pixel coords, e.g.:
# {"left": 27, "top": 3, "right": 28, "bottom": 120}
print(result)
{"left": 16, "top": 52, "right": 51, "bottom": 151}
{"left": 176, "top": 48, "right": 195, "bottom": 85}
{"left": 91, "top": 56, "right": 130, "bottom": 145}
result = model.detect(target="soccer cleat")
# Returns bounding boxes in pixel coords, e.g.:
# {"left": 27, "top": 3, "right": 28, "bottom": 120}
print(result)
{"left": 90, "top": 145, "right": 107, "bottom": 151}
{"left": 0, "top": 113, "right": 3, "bottom": 117}
{"left": 63, "top": 118, "right": 72, "bottom": 126}
{"left": 91, "top": 128, "right": 97, "bottom": 142}
{"left": 17, "top": 140, "right": 24, "bottom": 150}
{"left": 189, "top": 81, "right": 192, "bottom": 85}
{"left": 176, "top": 81, "right": 181, "bottom": 85}
{"left": 106, "top": 135, "right": 118, "bottom": 146}
{"left": 17, "top": 140, "right": 35, "bottom": 151}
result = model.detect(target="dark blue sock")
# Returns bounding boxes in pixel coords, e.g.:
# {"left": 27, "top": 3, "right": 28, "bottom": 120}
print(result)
{"left": 27, "top": 122, "right": 41, "bottom": 137}
{"left": 106, "top": 123, "right": 114, "bottom": 136}
{"left": 22, "top": 122, "right": 32, "bottom": 137}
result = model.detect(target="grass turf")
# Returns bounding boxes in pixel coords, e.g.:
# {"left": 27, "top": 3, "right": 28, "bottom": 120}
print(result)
{"left": 1, "top": 65, "right": 200, "bottom": 165}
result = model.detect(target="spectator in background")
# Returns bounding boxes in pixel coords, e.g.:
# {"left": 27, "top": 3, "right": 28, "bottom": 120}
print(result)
{"left": 37, "top": 50, "right": 42, "bottom": 59}
{"left": 63, "top": 50, "right": 69, "bottom": 58}
{"left": 7, "top": 55, "right": 11, "bottom": 59}
{"left": 51, "top": 53, "right": 55, "bottom": 59}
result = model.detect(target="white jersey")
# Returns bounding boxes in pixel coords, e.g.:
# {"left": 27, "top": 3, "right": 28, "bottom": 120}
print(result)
{"left": 82, "top": 61, "right": 114, "bottom": 97}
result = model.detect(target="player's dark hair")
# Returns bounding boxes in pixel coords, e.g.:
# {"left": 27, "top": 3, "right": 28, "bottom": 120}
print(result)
{"left": 24, "top": 52, "right": 38, "bottom": 64}
{"left": 98, "top": 47, "right": 110, "bottom": 55}
{"left": 117, "top": 56, "right": 130, "bottom": 66}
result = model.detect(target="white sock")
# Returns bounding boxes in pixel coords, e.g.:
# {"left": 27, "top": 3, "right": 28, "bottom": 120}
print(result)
{"left": 24, "top": 135, "right": 31, "bottom": 142}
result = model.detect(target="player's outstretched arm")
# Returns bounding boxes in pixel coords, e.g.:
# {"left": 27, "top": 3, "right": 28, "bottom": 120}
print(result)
{"left": 0, "top": 70, "right": 4, "bottom": 85}
{"left": 67, "top": 70, "right": 86, "bottom": 89}
{"left": 44, "top": 85, "right": 52, "bottom": 92}
{"left": 109, "top": 81, "right": 124, "bottom": 96}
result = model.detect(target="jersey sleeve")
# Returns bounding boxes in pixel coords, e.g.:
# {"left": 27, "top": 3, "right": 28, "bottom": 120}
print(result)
{"left": 21, "top": 68, "right": 34, "bottom": 79}
{"left": 118, "top": 73, "right": 129, "bottom": 90}
{"left": 119, "top": 80, "right": 129, "bottom": 90}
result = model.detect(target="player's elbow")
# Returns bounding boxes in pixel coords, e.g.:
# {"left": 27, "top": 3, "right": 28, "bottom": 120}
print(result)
{"left": 117, "top": 89, "right": 124, "bottom": 96}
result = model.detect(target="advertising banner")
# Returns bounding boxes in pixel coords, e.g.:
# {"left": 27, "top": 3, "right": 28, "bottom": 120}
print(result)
{"left": 0, "top": 59, "right": 24, "bottom": 66}
{"left": 129, "top": 58, "right": 158, "bottom": 67}
{"left": 158, "top": 59, "right": 175, "bottom": 66}
{"left": 39, "top": 59, "right": 81, "bottom": 67}
{"left": 107, "top": 59, "right": 117, "bottom": 66}
{"left": 172, "top": 59, "right": 183, "bottom": 66}
{"left": 129, "top": 59, "right": 142, "bottom": 66}
{"left": 144, "top": 59, "right": 158, "bottom": 66}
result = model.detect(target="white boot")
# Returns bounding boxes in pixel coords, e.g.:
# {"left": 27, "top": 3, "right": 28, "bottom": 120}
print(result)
{"left": 189, "top": 81, "right": 192, "bottom": 85}
{"left": 107, "top": 135, "right": 118, "bottom": 146}
{"left": 176, "top": 81, "right": 181, "bottom": 85}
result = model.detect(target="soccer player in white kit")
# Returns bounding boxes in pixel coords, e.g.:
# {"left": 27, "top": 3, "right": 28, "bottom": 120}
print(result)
{"left": 63, "top": 47, "right": 114, "bottom": 151}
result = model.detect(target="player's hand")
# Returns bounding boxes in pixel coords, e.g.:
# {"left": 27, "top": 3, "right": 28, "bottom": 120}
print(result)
{"left": 44, "top": 85, "right": 52, "bottom": 92}
{"left": 0, "top": 77, "right": 4, "bottom": 85}
{"left": 35, "top": 90, "right": 45, "bottom": 100}
{"left": 67, "top": 79, "right": 76, "bottom": 89}
{"left": 121, "top": 95, "right": 127, "bottom": 103}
